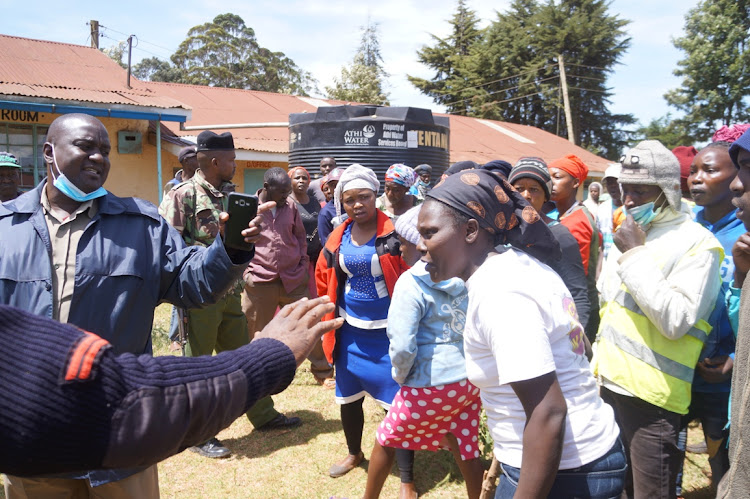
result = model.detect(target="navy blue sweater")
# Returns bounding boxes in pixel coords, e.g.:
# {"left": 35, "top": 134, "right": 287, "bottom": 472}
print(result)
{"left": 0, "top": 305, "right": 296, "bottom": 476}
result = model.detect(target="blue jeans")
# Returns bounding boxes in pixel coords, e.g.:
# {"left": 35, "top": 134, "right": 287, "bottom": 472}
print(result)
{"left": 495, "top": 438, "right": 626, "bottom": 499}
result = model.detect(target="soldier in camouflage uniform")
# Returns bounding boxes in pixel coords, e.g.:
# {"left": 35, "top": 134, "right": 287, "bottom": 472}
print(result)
{"left": 159, "top": 131, "right": 291, "bottom": 458}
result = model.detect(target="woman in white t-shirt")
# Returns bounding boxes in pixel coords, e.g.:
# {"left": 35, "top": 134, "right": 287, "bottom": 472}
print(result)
{"left": 417, "top": 169, "right": 624, "bottom": 498}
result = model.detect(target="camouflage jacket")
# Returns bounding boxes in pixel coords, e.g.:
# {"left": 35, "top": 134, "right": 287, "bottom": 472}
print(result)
{"left": 159, "top": 169, "right": 235, "bottom": 248}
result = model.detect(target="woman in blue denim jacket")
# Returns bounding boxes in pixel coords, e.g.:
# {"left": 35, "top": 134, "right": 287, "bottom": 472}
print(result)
{"left": 364, "top": 206, "right": 485, "bottom": 499}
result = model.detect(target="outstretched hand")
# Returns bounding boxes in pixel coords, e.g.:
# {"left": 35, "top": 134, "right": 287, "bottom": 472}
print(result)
{"left": 254, "top": 296, "right": 344, "bottom": 366}
{"left": 218, "top": 200, "right": 277, "bottom": 244}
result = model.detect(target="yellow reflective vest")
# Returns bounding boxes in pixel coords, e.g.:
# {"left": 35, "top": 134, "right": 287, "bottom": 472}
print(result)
{"left": 593, "top": 208, "right": 723, "bottom": 415}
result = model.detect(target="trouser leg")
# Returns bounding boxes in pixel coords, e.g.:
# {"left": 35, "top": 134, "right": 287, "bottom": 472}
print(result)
{"left": 185, "top": 299, "right": 224, "bottom": 357}
{"left": 602, "top": 387, "right": 680, "bottom": 499}
{"left": 242, "top": 281, "right": 283, "bottom": 428}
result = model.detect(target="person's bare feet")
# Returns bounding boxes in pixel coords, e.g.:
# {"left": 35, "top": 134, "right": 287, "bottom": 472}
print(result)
{"left": 399, "top": 482, "right": 418, "bottom": 499}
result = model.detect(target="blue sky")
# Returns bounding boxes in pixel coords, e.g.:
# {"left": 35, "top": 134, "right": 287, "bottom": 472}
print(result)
{"left": 3, "top": 0, "right": 696, "bottom": 128}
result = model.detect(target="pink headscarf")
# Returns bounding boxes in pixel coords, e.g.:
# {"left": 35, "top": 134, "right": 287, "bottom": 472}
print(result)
{"left": 713, "top": 124, "right": 750, "bottom": 144}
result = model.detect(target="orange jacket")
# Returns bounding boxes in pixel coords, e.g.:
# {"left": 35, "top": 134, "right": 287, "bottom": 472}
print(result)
{"left": 315, "top": 210, "right": 409, "bottom": 363}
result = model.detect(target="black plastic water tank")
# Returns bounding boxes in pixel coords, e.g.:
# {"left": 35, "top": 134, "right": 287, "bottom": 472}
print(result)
{"left": 288, "top": 105, "right": 450, "bottom": 185}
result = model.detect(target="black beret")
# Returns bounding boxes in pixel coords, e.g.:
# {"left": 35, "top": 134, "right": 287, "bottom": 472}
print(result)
{"left": 178, "top": 146, "right": 197, "bottom": 163}
{"left": 197, "top": 131, "right": 235, "bottom": 152}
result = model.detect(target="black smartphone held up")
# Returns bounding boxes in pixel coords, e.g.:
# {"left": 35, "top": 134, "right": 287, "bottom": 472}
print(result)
{"left": 225, "top": 192, "right": 259, "bottom": 251}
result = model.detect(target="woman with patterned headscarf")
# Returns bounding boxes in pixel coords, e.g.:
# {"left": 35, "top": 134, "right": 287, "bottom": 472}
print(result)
{"left": 417, "top": 169, "right": 625, "bottom": 498}
{"left": 376, "top": 163, "right": 419, "bottom": 221}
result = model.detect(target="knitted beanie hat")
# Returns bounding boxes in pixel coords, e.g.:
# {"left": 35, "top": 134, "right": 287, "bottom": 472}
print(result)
{"left": 508, "top": 157, "right": 552, "bottom": 200}
{"left": 394, "top": 205, "right": 421, "bottom": 246}
{"left": 619, "top": 140, "right": 681, "bottom": 211}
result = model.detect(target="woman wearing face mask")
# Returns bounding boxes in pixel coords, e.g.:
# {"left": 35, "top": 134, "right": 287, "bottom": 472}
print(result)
{"left": 417, "top": 169, "right": 625, "bottom": 498}
{"left": 315, "top": 165, "right": 416, "bottom": 491}
{"left": 377, "top": 164, "right": 418, "bottom": 221}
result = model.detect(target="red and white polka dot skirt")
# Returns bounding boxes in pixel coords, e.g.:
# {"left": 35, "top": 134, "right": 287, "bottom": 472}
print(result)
{"left": 376, "top": 379, "right": 482, "bottom": 460}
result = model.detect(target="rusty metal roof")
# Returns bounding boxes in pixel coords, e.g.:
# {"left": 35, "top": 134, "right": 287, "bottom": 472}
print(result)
{"left": 0, "top": 35, "right": 188, "bottom": 111}
{"left": 0, "top": 34, "right": 609, "bottom": 170}
{"left": 150, "top": 81, "right": 611, "bottom": 170}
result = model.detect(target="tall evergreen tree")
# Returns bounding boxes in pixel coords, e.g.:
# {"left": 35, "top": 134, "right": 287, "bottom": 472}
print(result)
{"left": 411, "top": 0, "right": 634, "bottom": 157}
{"left": 408, "top": 0, "right": 484, "bottom": 114}
{"left": 326, "top": 19, "right": 390, "bottom": 105}
{"left": 665, "top": 0, "right": 750, "bottom": 141}
{"left": 532, "top": 0, "right": 634, "bottom": 155}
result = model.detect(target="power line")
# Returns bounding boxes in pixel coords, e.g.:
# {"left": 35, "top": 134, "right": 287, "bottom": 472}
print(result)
{"left": 566, "top": 73, "right": 607, "bottom": 82}
{"left": 455, "top": 64, "right": 557, "bottom": 93}
{"left": 567, "top": 85, "right": 610, "bottom": 94}
{"left": 564, "top": 61, "right": 609, "bottom": 71}
{"left": 478, "top": 89, "right": 558, "bottom": 109}
{"left": 100, "top": 24, "right": 175, "bottom": 56}
{"left": 442, "top": 74, "right": 561, "bottom": 107}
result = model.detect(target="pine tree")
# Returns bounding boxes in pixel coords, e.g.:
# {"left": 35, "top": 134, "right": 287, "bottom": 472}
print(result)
{"left": 665, "top": 0, "right": 750, "bottom": 141}
{"left": 408, "top": 0, "right": 484, "bottom": 115}
{"left": 325, "top": 19, "right": 390, "bottom": 105}
{"left": 410, "top": 0, "right": 634, "bottom": 157}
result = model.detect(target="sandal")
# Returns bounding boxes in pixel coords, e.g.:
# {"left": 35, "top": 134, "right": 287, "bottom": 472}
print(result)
{"left": 316, "top": 377, "right": 336, "bottom": 389}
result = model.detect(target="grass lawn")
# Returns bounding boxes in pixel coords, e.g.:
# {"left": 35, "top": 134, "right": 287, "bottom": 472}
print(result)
{"left": 0, "top": 304, "right": 717, "bottom": 498}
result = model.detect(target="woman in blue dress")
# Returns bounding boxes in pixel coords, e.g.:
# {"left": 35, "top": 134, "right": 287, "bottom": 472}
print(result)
{"left": 316, "top": 164, "right": 415, "bottom": 495}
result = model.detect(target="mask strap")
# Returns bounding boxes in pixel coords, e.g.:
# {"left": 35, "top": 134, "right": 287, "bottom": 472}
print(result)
{"left": 48, "top": 144, "right": 63, "bottom": 181}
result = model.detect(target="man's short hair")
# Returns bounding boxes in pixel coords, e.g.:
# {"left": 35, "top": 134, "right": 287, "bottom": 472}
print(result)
{"left": 264, "top": 167, "right": 289, "bottom": 185}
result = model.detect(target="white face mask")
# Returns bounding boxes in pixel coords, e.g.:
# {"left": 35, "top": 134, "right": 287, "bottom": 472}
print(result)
{"left": 49, "top": 144, "right": 108, "bottom": 202}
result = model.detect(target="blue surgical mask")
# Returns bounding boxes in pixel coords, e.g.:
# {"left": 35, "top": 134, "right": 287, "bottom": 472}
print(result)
{"left": 49, "top": 144, "right": 108, "bottom": 202}
{"left": 623, "top": 193, "right": 664, "bottom": 228}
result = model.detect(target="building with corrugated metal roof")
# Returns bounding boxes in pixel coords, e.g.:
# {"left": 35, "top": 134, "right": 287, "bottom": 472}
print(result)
{"left": 0, "top": 34, "right": 611, "bottom": 205}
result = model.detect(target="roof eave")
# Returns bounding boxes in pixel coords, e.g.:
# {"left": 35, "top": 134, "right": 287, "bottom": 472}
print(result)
{"left": 0, "top": 95, "right": 192, "bottom": 122}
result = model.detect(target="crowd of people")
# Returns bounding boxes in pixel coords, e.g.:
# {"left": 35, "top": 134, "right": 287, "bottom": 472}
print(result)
{"left": 4, "top": 113, "right": 750, "bottom": 499}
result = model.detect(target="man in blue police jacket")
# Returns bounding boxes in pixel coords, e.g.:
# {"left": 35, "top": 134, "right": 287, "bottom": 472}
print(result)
{"left": 0, "top": 113, "right": 262, "bottom": 497}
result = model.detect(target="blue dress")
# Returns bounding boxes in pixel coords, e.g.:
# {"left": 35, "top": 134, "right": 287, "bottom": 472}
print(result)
{"left": 334, "top": 225, "right": 400, "bottom": 407}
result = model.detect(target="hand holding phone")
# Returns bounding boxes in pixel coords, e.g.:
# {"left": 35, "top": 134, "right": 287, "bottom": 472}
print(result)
{"left": 224, "top": 193, "right": 259, "bottom": 251}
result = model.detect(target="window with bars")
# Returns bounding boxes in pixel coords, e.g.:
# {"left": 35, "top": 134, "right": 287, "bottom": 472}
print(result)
{"left": 0, "top": 123, "right": 49, "bottom": 190}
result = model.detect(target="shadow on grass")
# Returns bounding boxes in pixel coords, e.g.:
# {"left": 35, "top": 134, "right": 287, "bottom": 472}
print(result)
{"left": 684, "top": 485, "right": 714, "bottom": 499}
{"left": 682, "top": 452, "right": 714, "bottom": 499}
{"left": 222, "top": 409, "right": 342, "bottom": 459}
{"left": 360, "top": 448, "right": 490, "bottom": 497}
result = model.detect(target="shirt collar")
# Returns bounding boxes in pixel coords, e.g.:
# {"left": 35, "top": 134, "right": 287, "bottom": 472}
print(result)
{"left": 40, "top": 183, "right": 98, "bottom": 223}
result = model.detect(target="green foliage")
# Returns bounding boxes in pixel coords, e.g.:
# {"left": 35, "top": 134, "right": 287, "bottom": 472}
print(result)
{"left": 325, "top": 53, "right": 390, "bottom": 105}
{"left": 409, "top": 0, "right": 635, "bottom": 158}
{"left": 169, "top": 13, "right": 316, "bottom": 95}
{"left": 633, "top": 114, "right": 694, "bottom": 150}
{"left": 408, "top": 0, "right": 484, "bottom": 114}
{"left": 132, "top": 56, "right": 186, "bottom": 83}
{"left": 665, "top": 0, "right": 750, "bottom": 142}
{"left": 103, "top": 42, "right": 128, "bottom": 69}
{"left": 326, "top": 19, "right": 390, "bottom": 105}
{"left": 131, "top": 13, "right": 316, "bottom": 95}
